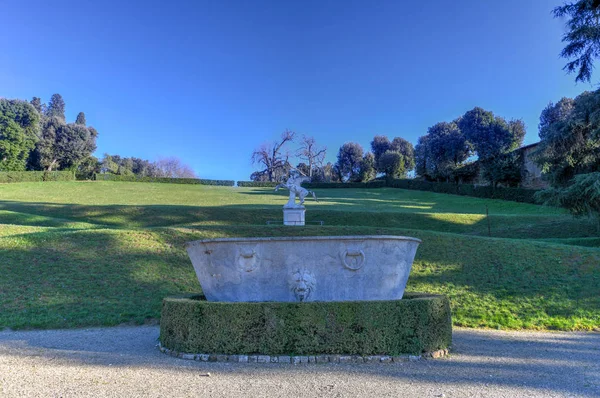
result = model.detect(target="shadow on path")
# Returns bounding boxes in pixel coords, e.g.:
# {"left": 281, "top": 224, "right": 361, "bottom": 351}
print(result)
{"left": 0, "top": 326, "right": 598, "bottom": 397}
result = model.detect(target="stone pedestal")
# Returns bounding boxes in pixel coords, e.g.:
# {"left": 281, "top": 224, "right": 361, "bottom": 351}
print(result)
{"left": 283, "top": 207, "right": 305, "bottom": 226}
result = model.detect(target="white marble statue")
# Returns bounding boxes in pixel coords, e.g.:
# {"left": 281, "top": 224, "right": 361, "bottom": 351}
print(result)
{"left": 274, "top": 170, "right": 318, "bottom": 208}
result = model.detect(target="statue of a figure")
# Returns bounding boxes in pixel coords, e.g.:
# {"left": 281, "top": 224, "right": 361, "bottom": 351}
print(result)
{"left": 275, "top": 170, "right": 318, "bottom": 208}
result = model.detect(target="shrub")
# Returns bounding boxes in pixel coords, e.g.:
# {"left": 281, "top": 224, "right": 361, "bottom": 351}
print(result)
{"left": 535, "top": 172, "right": 600, "bottom": 228}
{"left": 160, "top": 293, "right": 452, "bottom": 356}
{"left": 95, "top": 174, "right": 234, "bottom": 186}
{"left": 0, "top": 171, "right": 75, "bottom": 183}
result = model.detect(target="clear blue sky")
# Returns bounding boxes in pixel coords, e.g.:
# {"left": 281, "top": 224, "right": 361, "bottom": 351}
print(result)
{"left": 0, "top": 0, "right": 594, "bottom": 181}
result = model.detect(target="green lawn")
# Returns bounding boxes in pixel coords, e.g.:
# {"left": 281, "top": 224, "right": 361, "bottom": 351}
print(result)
{"left": 0, "top": 181, "right": 598, "bottom": 331}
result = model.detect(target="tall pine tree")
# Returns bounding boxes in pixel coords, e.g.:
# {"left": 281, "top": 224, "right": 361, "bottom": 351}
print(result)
{"left": 75, "top": 112, "right": 86, "bottom": 126}
{"left": 46, "top": 94, "right": 66, "bottom": 121}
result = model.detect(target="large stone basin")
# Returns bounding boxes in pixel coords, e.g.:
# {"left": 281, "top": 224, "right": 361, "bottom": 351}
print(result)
{"left": 186, "top": 235, "right": 421, "bottom": 302}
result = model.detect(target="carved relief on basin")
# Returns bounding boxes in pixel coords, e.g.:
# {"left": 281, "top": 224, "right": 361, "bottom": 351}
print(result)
{"left": 186, "top": 235, "right": 421, "bottom": 303}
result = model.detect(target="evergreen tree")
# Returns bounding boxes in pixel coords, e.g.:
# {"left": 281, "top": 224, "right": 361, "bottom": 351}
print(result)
{"left": 378, "top": 151, "right": 406, "bottom": 181}
{"left": 554, "top": 1, "right": 600, "bottom": 83}
{"left": 0, "top": 100, "right": 40, "bottom": 171}
{"left": 458, "top": 107, "right": 525, "bottom": 186}
{"left": 358, "top": 152, "right": 376, "bottom": 182}
{"left": 390, "top": 137, "right": 416, "bottom": 173}
{"left": 30, "top": 97, "right": 46, "bottom": 115}
{"left": 46, "top": 94, "right": 66, "bottom": 121}
{"left": 33, "top": 117, "right": 97, "bottom": 171}
{"left": 370, "top": 135, "right": 415, "bottom": 178}
{"left": 335, "top": 142, "right": 364, "bottom": 182}
{"left": 533, "top": 90, "right": 600, "bottom": 187}
{"left": 370, "top": 135, "right": 392, "bottom": 166}
{"left": 76, "top": 155, "right": 101, "bottom": 180}
{"left": 415, "top": 121, "right": 471, "bottom": 182}
{"left": 75, "top": 112, "right": 87, "bottom": 126}
{"left": 536, "top": 172, "right": 600, "bottom": 231}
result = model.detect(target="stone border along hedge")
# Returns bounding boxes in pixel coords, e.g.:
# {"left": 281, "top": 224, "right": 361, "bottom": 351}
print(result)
{"left": 160, "top": 293, "right": 452, "bottom": 358}
{"left": 157, "top": 343, "right": 449, "bottom": 364}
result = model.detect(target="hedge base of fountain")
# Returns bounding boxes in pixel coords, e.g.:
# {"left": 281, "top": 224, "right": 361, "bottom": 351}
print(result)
{"left": 160, "top": 293, "right": 452, "bottom": 356}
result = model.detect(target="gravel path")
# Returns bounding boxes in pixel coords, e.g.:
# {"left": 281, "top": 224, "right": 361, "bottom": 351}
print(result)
{"left": 0, "top": 326, "right": 598, "bottom": 397}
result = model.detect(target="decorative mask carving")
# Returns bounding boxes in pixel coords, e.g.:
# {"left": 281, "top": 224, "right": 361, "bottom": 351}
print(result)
{"left": 237, "top": 246, "right": 259, "bottom": 272}
{"left": 288, "top": 269, "right": 316, "bottom": 302}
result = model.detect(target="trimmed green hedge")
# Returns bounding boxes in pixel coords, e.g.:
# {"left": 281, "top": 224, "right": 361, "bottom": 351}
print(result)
{"left": 237, "top": 181, "right": 387, "bottom": 189}
{"left": 95, "top": 174, "right": 234, "bottom": 186}
{"left": 237, "top": 181, "right": 279, "bottom": 187}
{"left": 303, "top": 181, "right": 386, "bottom": 189}
{"left": 388, "top": 179, "right": 538, "bottom": 204}
{"left": 0, "top": 171, "right": 75, "bottom": 183}
{"left": 160, "top": 293, "right": 452, "bottom": 356}
{"left": 237, "top": 178, "right": 535, "bottom": 203}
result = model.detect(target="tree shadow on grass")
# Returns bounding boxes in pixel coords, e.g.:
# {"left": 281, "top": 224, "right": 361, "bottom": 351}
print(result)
{"left": 0, "top": 200, "right": 597, "bottom": 239}
{"left": 0, "top": 229, "right": 199, "bottom": 330}
{"left": 405, "top": 233, "right": 600, "bottom": 329}
{"left": 239, "top": 187, "right": 561, "bottom": 216}
{"left": 1, "top": 224, "right": 599, "bottom": 332}
{"left": 0, "top": 221, "right": 598, "bottom": 397}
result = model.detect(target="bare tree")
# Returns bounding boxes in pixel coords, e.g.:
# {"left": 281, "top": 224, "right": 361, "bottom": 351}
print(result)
{"left": 296, "top": 135, "right": 326, "bottom": 179}
{"left": 154, "top": 156, "right": 197, "bottom": 178}
{"left": 251, "top": 130, "right": 295, "bottom": 181}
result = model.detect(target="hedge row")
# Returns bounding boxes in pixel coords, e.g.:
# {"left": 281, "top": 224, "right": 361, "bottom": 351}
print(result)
{"left": 388, "top": 179, "right": 538, "bottom": 204}
{"left": 238, "top": 178, "right": 536, "bottom": 203}
{"left": 236, "top": 181, "right": 387, "bottom": 189}
{"left": 95, "top": 173, "right": 234, "bottom": 186}
{"left": 303, "top": 181, "right": 386, "bottom": 189}
{"left": 160, "top": 293, "right": 452, "bottom": 356}
{"left": 0, "top": 171, "right": 75, "bottom": 183}
{"left": 237, "top": 181, "right": 279, "bottom": 187}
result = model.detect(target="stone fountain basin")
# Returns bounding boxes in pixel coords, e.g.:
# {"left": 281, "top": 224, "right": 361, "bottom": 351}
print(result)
{"left": 186, "top": 235, "right": 421, "bottom": 302}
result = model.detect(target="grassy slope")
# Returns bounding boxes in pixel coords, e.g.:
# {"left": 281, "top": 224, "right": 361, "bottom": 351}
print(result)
{"left": 0, "top": 181, "right": 598, "bottom": 331}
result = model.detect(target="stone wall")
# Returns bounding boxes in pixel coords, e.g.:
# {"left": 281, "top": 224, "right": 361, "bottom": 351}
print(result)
{"left": 467, "top": 143, "right": 549, "bottom": 189}
{"left": 518, "top": 143, "right": 549, "bottom": 190}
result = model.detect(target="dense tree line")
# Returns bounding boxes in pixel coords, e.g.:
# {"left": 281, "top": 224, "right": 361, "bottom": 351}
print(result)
{"left": 0, "top": 99, "right": 40, "bottom": 171}
{"left": 0, "top": 93, "right": 198, "bottom": 180}
{"left": 531, "top": 1, "right": 600, "bottom": 227}
{"left": 256, "top": 1, "right": 600, "bottom": 191}
{"left": 250, "top": 131, "right": 416, "bottom": 183}
{"left": 0, "top": 94, "right": 98, "bottom": 175}
{"left": 415, "top": 107, "right": 525, "bottom": 187}
{"left": 533, "top": 90, "right": 600, "bottom": 226}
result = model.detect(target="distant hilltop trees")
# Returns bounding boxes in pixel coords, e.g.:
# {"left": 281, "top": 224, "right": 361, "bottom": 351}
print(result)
{"left": 0, "top": 93, "right": 197, "bottom": 180}
{"left": 98, "top": 154, "right": 197, "bottom": 179}
{"left": 249, "top": 131, "right": 416, "bottom": 184}
{"left": 0, "top": 94, "right": 97, "bottom": 174}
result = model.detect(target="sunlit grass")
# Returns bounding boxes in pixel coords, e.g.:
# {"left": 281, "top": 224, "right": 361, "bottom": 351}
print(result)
{"left": 0, "top": 181, "right": 565, "bottom": 215}
{"left": 424, "top": 213, "right": 487, "bottom": 226}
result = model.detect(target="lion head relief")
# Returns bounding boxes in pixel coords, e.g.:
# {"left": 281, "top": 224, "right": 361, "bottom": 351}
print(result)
{"left": 288, "top": 269, "right": 316, "bottom": 302}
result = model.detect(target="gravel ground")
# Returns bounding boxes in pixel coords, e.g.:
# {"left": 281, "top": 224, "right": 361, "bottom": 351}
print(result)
{"left": 0, "top": 326, "right": 598, "bottom": 397}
